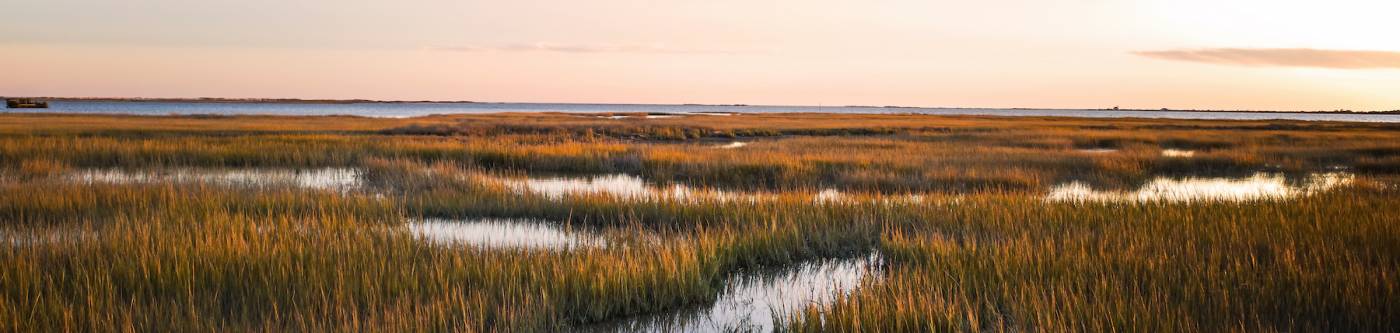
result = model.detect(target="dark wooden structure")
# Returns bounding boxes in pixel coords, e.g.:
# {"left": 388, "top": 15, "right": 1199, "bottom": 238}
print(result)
{"left": 5, "top": 99, "right": 49, "bottom": 109}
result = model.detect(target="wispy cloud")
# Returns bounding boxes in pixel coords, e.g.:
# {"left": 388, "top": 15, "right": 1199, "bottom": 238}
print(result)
{"left": 428, "top": 42, "right": 723, "bottom": 55}
{"left": 1134, "top": 48, "right": 1400, "bottom": 69}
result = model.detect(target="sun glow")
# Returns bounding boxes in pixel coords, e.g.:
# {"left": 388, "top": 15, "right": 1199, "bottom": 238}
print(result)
{"left": 3, "top": 0, "right": 1399, "bottom": 110}
{"left": 1142, "top": 0, "right": 1400, "bottom": 51}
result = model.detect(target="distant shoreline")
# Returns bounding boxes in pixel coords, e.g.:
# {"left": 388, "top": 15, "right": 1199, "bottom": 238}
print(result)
{"left": 7, "top": 96, "right": 1399, "bottom": 114}
{"left": 850, "top": 105, "right": 1400, "bottom": 115}
{"left": 29, "top": 97, "right": 478, "bottom": 105}
{"left": 1064, "top": 108, "right": 1400, "bottom": 115}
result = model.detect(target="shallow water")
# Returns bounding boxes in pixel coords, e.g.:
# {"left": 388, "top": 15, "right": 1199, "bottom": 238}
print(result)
{"left": 505, "top": 174, "right": 661, "bottom": 200}
{"left": 498, "top": 173, "right": 752, "bottom": 202}
{"left": 408, "top": 218, "right": 604, "bottom": 250}
{"left": 594, "top": 254, "right": 881, "bottom": 332}
{"left": 714, "top": 142, "right": 749, "bottom": 149}
{"left": 31, "top": 101, "right": 1400, "bottom": 122}
{"left": 813, "top": 189, "right": 847, "bottom": 203}
{"left": 584, "top": 114, "right": 682, "bottom": 119}
{"left": 69, "top": 168, "right": 362, "bottom": 190}
{"left": 495, "top": 173, "right": 854, "bottom": 204}
{"left": 681, "top": 112, "right": 737, "bottom": 116}
{"left": 1047, "top": 172, "right": 1354, "bottom": 202}
{"left": 1161, "top": 149, "right": 1196, "bottom": 157}
{"left": 1, "top": 229, "right": 96, "bottom": 247}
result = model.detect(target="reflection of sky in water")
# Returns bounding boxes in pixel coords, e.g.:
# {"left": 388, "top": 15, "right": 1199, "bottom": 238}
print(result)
{"left": 509, "top": 174, "right": 655, "bottom": 200}
{"left": 498, "top": 173, "right": 850, "bottom": 204}
{"left": 1161, "top": 149, "right": 1196, "bottom": 157}
{"left": 69, "top": 168, "right": 362, "bottom": 190}
{"left": 594, "top": 254, "right": 881, "bottom": 332}
{"left": 1047, "top": 172, "right": 1353, "bottom": 202}
{"left": 2, "top": 228, "right": 97, "bottom": 247}
{"left": 813, "top": 189, "right": 846, "bottom": 203}
{"left": 714, "top": 142, "right": 748, "bottom": 149}
{"left": 408, "top": 218, "right": 604, "bottom": 250}
{"left": 586, "top": 114, "right": 686, "bottom": 119}
{"left": 501, "top": 174, "right": 761, "bottom": 202}
{"left": 496, "top": 171, "right": 1361, "bottom": 206}
{"left": 38, "top": 101, "right": 1400, "bottom": 122}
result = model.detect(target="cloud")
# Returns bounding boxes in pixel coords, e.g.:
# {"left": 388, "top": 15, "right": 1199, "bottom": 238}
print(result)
{"left": 1134, "top": 48, "right": 1400, "bottom": 69}
{"left": 428, "top": 42, "right": 722, "bottom": 55}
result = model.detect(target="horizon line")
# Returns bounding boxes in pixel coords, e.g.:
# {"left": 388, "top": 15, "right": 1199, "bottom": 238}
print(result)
{"left": 5, "top": 95, "right": 1399, "bottom": 114}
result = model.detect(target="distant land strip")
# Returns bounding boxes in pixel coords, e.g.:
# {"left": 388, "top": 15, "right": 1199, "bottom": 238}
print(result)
{"left": 4, "top": 96, "right": 1399, "bottom": 114}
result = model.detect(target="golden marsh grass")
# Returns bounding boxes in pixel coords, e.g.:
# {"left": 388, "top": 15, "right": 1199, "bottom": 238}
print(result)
{"left": 0, "top": 112, "right": 1396, "bottom": 331}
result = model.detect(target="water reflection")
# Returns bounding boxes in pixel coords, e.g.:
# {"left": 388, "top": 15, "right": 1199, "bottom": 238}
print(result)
{"left": 714, "top": 142, "right": 749, "bottom": 149}
{"left": 1, "top": 228, "right": 95, "bottom": 247}
{"left": 499, "top": 174, "right": 751, "bottom": 202}
{"left": 814, "top": 189, "right": 847, "bottom": 203}
{"left": 505, "top": 174, "right": 659, "bottom": 200}
{"left": 69, "top": 168, "right": 362, "bottom": 190}
{"left": 1075, "top": 148, "right": 1118, "bottom": 154}
{"left": 1161, "top": 149, "right": 1196, "bottom": 157}
{"left": 408, "top": 218, "right": 604, "bottom": 250}
{"left": 495, "top": 173, "right": 848, "bottom": 204}
{"left": 1047, "top": 172, "right": 1354, "bottom": 202}
{"left": 587, "top": 114, "right": 684, "bottom": 119}
{"left": 595, "top": 254, "right": 881, "bottom": 332}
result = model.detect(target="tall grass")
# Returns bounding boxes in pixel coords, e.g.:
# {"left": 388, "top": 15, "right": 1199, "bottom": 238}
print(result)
{"left": 7, "top": 113, "right": 1398, "bottom": 193}
{"left": 784, "top": 184, "right": 1400, "bottom": 332}
{"left": 0, "top": 172, "right": 881, "bottom": 331}
{"left": 0, "top": 112, "right": 1396, "bottom": 331}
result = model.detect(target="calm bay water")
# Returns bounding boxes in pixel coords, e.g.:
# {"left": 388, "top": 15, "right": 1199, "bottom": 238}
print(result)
{"left": 12, "top": 101, "right": 1400, "bottom": 122}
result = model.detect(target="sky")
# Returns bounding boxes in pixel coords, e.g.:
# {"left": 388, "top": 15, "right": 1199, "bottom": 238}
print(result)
{"left": 2, "top": 0, "right": 1399, "bottom": 111}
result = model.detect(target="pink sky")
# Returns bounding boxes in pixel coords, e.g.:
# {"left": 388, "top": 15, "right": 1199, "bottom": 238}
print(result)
{"left": 3, "top": 0, "right": 1399, "bottom": 110}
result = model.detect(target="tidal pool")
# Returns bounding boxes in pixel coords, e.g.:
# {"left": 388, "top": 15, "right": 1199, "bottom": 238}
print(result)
{"left": 713, "top": 142, "right": 748, "bottom": 149}
{"left": 814, "top": 189, "right": 847, "bottom": 203}
{"left": 408, "top": 218, "right": 604, "bottom": 250}
{"left": 588, "top": 113, "right": 683, "bottom": 119}
{"left": 1, "top": 228, "right": 95, "bottom": 247}
{"left": 1161, "top": 149, "right": 1196, "bottom": 157}
{"left": 496, "top": 173, "right": 853, "bottom": 204}
{"left": 504, "top": 174, "right": 663, "bottom": 200}
{"left": 593, "top": 254, "right": 882, "bottom": 332}
{"left": 69, "top": 168, "right": 362, "bottom": 191}
{"left": 496, "top": 173, "right": 750, "bottom": 202}
{"left": 1047, "top": 172, "right": 1354, "bottom": 202}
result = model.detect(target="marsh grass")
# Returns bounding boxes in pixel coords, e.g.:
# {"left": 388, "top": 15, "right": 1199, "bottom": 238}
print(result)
{"left": 0, "top": 113, "right": 1396, "bottom": 331}
{"left": 0, "top": 170, "right": 881, "bottom": 331}
{"left": 784, "top": 186, "right": 1400, "bottom": 332}
{"left": 5, "top": 113, "right": 1398, "bottom": 192}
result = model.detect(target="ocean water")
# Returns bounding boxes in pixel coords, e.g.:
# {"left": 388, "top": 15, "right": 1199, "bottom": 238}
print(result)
{"left": 12, "top": 101, "right": 1400, "bottom": 122}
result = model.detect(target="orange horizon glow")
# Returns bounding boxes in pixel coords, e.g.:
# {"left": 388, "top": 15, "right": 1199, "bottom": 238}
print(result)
{"left": 3, "top": 0, "right": 1399, "bottom": 111}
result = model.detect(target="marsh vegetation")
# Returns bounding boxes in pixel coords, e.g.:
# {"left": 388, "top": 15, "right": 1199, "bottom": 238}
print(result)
{"left": 0, "top": 112, "right": 1396, "bottom": 331}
